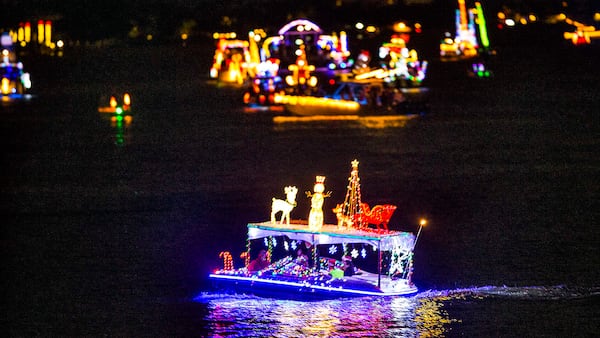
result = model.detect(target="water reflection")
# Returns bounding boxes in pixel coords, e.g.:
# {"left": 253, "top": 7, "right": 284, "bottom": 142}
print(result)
{"left": 272, "top": 114, "right": 418, "bottom": 132}
{"left": 198, "top": 293, "right": 457, "bottom": 337}
{"left": 110, "top": 115, "right": 132, "bottom": 146}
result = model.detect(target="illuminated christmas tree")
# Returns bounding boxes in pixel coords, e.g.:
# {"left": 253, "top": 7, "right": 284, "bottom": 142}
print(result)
{"left": 340, "top": 159, "right": 364, "bottom": 229}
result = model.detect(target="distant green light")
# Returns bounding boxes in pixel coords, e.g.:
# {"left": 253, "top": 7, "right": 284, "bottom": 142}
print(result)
{"left": 116, "top": 107, "right": 123, "bottom": 114}
{"left": 475, "top": 2, "right": 490, "bottom": 49}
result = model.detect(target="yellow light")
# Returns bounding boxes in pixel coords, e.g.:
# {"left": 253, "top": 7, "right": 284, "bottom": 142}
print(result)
{"left": 276, "top": 94, "right": 361, "bottom": 111}
{"left": 37, "top": 20, "right": 44, "bottom": 44}
{"left": 146, "top": 34, "right": 153, "bottom": 41}
{"left": 355, "top": 22, "right": 364, "bottom": 30}
{"left": 181, "top": 33, "right": 188, "bottom": 40}
{"left": 497, "top": 12, "right": 506, "bottom": 20}
{"left": 44, "top": 21, "right": 52, "bottom": 47}
{"left": 366, "top": 25, "right": 377, "bottom": 33}
{"left": 24, "top": 22, "right": 31, "bottom": 42}
{"left": 56, "top": 40, "right": 64, "bottom": 48}
{"left": 123, "top": 93, "right": 131, "bottom": 106}
{"left": 110, "top": 96, "right": 117, "bottom": 108}
{"left": 1, "top": 78, "right": 10, "bottom": 95}
{"left": 18, "top": 27, "right": 24, "bottom": 42}
{"left": 528, "top": 14, "right": 537, "bottom": 22}
{"left": 419, "top": 218, "right": 427, "bottom": 227}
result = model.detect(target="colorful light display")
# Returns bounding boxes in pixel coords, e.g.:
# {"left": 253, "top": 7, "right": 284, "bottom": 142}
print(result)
{"left": 98, "top": 93, "right": 132, "bottom": 114}
{"left": 219, "top": 251, "right": 233, "bottom": 271}
{"left": 209, "top": 160, "right": 420, "bottom": 298}
{"left": 440, "top": 1, "right": 491, "bottom": 60}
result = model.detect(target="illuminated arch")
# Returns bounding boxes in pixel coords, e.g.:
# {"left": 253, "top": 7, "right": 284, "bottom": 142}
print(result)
{"left": 278, "top": 19, "right": 322, "bottom": 35}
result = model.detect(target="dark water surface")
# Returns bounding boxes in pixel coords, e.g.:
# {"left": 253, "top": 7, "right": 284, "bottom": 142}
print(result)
{"left": 2, "top": 28, "right": 599, "bottom": 336}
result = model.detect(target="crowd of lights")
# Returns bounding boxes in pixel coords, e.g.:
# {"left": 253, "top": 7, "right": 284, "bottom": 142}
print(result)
{"left": 1, "top": 43, "right": 32, "bottom": 97}
{"left": 5, "top": 20, "right": 63, "bottom": 53}
{"left": 98, "top": 93, "right": 132, "bottom": 115}
{"left": 440, "top": 1, "right": 490, "bottom": 59}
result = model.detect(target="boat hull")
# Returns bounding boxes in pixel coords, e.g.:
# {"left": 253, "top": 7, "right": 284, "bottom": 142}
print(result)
{"left": 209, "top": 273, "right": 418, "bottom": 300}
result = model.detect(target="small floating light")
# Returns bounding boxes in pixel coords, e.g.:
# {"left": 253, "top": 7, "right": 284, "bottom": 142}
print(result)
{"left": 109, "top": 96, "right": 117, "bottom": 108}
{"left": 123, "top": 93, "right": 131, "bottom": 106}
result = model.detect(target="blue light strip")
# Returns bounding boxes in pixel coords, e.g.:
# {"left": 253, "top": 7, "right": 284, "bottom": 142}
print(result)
{"left": 209, "top": 274, "right": 418, "bottom": 297}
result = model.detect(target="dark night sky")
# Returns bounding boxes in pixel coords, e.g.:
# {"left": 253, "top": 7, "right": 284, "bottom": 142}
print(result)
{"left": 1, "top": 1, "right": 598, "bottom": 40}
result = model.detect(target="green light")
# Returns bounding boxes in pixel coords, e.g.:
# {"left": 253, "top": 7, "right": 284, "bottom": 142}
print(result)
{"left": 475, "top": 2, "right": 490, "bottom": 49}
{"left": 116, "top": 115, "right": 123, "bottom": 121}
{"left": 116, "top": 107, "right": 123, "bottom": 114}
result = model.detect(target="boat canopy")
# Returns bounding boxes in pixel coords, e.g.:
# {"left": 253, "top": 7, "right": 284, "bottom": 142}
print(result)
{"left": 247, "top": 222, "right": 415, "bottom": 252}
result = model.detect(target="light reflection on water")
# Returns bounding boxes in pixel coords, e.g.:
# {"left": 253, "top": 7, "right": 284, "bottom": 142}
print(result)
{"left": 199, "top": 294, "right": 453, "bottom": 337}
{"left": 198, "top": 285, "right": 600, "bottom": 336}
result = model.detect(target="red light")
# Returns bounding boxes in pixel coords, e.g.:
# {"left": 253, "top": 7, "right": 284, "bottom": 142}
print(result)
{"left": 329, "top": 79, "right": 335, "bottom": 85}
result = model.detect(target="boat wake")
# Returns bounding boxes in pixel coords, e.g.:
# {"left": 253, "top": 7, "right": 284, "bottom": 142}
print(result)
{"left": 417, "top": 285, "right": 600, "bottom": 301}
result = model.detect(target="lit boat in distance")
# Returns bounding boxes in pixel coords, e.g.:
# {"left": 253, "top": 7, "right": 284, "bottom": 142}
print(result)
{"left": 1, "top": 34, "right": 33, "bottom": 101}
{"left": 98, "top": 93, "right": 132, "bottom": 114}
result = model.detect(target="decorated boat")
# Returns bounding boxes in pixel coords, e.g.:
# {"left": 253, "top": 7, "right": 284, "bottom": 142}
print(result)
{"left": 1, "top": 34, "right": 32, "bottom": 100}
{"left": 209, "top": 160, "right": 424, "bottom": 299}
{"left": 274, "top": 79, "right": 426, "bottom": 117}
{"left": 439, "top": 1, "right": 492, "bottom": 61}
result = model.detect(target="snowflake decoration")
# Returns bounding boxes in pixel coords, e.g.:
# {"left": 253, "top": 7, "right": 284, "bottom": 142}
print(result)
{"left": 328, "top": 245, "right": 338, "bottom": 255}
{"left": 291, "top": 240, "right": 297, "bottom": 251}
{"left": 351, "top": 248, "right": 359, "bottom": 259}
{"left": 284, "top": 241, "right": 289, "bottom": 251}
{"left": 264, "top": 238, "right": 269, "bottom": 247}
{"left": 361, "top": 248, "right": 367, "bottom": 258}
{"left": 272, "top": 237, "right": 277, "bottom": 247}
{"left": 372, "top": 244, "right": 377, "bottom": 251}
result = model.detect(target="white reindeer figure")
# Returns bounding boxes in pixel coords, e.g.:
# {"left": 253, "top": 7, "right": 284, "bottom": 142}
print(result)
{"left": 270, "top": 186, "right": 298, "bottom": 225}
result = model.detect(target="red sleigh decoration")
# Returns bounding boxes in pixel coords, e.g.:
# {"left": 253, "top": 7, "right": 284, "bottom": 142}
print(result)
{"left": 355, "top": 203, "right": 397, "bottom": 232}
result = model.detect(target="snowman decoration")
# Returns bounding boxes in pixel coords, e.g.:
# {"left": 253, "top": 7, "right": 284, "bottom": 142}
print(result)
{"left": 306, "top": 176, "right": 331, "bottom": 231}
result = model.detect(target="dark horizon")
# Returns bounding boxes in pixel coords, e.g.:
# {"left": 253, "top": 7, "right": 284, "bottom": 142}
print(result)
{"left": 3, "top": 0, "right": 594, "bottom": 41}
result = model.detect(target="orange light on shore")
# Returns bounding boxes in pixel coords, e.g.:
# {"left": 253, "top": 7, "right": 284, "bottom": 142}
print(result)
{"left": 24, "top": 22, "right": 31, "bottom": 42}
{"left": 110, "top": 96, "right": 117, "bottom": 108}
{"left": 17, "top": 25, "right": 24, "bottom": 42}
{"left": 37, "top": 20, "right": 44, "bottom": 44}
{"left": 44, "top": 21, "right": 52, "bottom": 47}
